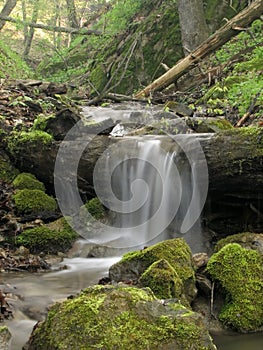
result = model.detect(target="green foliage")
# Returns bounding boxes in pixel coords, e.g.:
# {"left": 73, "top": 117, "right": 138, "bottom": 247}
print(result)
{"left": 12, "top": 172, "right": 45, "bottom": 191}
{"left": 85, "top": 197, "right": 105, "bottom": 220}
{"left": 0, "top": 40, "right": 32, "bottom": 79}
{"left": 202, "top": 20, "right": 263, "bottom": 117}
{"left": 207, "top": 243, "right": 263, "bottom": 332}
{"left": 16, "top": 219, "right": 78, "bottom": 254}
{"left": 13, "top": 189, "right": 57, "bottom": 215}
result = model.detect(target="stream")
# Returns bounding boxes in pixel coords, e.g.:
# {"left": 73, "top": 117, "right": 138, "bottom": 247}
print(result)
{"left": 2, "top": 241, "right": 262, "bottom": 350}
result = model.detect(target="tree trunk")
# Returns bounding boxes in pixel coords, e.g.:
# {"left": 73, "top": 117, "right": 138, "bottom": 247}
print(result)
{"left": 23, "top": 0, "right": 40, "bottom": 58}
{"left": 135, "top": 0, "right": 263, "bottom": 98}
{"left": 66, "top": 0, "right": 79, "bottom": 29}
{"left": 177, "top": 0, "right": 209, "bottom": 55}
{"left": 0, "top": 0, "right": 17, "bottom": 30}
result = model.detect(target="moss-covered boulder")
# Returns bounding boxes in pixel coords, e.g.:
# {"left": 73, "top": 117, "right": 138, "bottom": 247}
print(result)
{"left": 186, "top": 117, "right": 233, "bottom": 133}
{"left": 26, "top": 285, "right": 216, "bottom": 350}
{"left": 139, "top": 259, "right": 187, "bottom": 305}
{"left": 109, "top": 239, "right": 196, "bottom": 303}
{"left": 16, "top": 218, "right": 78, "bottom": 254}
{"left": 13, "top": 189, "right": 57, "bottom": 215}
{"left": 215, "top": 232, "right": 263, "bottom": 255}
{"left": 12, "top": 172, "right": 45, "bottom": 191}
{"left": 206, "top": 243, "right": 263, "bottom": 332}
{"left": 0, "top": 151, "right": 19, "bottom": 182}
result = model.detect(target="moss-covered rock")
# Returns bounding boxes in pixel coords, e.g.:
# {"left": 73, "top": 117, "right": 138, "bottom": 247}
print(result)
{"left": 0, "top": 151, "right": 19, "bottom": 182}
{"left": 7, "top": 130, "right": 53, "bottom": 157}
{"left": 215, "top": 232, "right": 263, "bottom": 255}
{"left": 207, "top": 243, "right": 263, "bottom": 332}
{"left": 84, "top": 197, "right": 106, "bottom": 220}
{"left": 26, "top": 285, "right": 216, "bottom": 350}
{"left": 139, "top": 258, "right": 187, "bottom": 304}
{"left": 186, "top": 117, "right": 233, "bottom": 133}
{"left": 12, "top": 172, "right": 45, "bottom": 191}
{"left": 13, "top": 189, "right": 57, "bottom": 215}
{"left": 109, "top": 239, "right": 196, "bottom": 303}
{"left": 16, "top": 218, "right": 78, "bottom": 254}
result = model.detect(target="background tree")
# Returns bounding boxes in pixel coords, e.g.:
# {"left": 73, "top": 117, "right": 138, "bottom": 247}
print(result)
{"left": 0, "top": 0, "right": 17, "bottom": 30}
{"left": 177, "top": 0, "right": 209, "bottom": 55}
{"left": 23, "top": 0, "right": 41, "bottom": 58}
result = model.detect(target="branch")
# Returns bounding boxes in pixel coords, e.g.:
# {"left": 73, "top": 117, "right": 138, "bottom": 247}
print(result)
{"left": 135, "top": 0, "right": 263, "bottom": 98}
{"left": 0, "top": 15, "right": 101, "bottom": 35}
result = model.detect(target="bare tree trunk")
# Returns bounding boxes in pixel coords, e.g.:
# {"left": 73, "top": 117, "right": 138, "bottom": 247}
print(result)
{"left": 23, "top": 0, "right": 40, "bottom": 58}
{"left": 177, "top": 0, "right": 209, "bottom": 55}
{"left": 0, "top": 0, "right": 17, "bottom": 30}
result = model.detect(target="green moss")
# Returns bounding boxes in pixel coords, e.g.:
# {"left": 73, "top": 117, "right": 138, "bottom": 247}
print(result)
{"left": 32, "top": 114, "right": 55, "bottom": 131}
{"left": 27, "top": 285, "right": 215, "bottom": 350}
{"left": 16, "top": 219, "right": 78, "bottom": 254}
{"left": 139, "top": 258, "right": 187, "bottom": 304}
{"left": 112, "top": 239, "right": 196, "bottom": 302}
{"left": 12, "top": 173, "right": 45, "bottom": 191}
{"left": 13, "top": 189, "right": 57, "bottom": 215}
{"left": 89, "top": 65, "right": 108, "bottom": 94}
{"left": 85, "top": 197, "right": 105, "bottom": 220}
{"left": 0, "top": 151, "right": 19, "bottom": 182}
{"left": 8, "top": 130, "right": 53, "bottom": 156}
{"left": 207, "top": 243, "right": 263, "bottom": 332}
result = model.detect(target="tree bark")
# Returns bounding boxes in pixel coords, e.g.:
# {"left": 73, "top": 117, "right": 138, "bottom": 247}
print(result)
{"left": 135, "top": 0, "right": 263, "bottom": 98}
{"left": 66, "top": 0, "right": 79, "bottom": 29}
{"left": 177, "top": 0, "right": 209, "bottom": 55}
{"left": 0, "top": 0, "right": 17, "bottom": 30}
{"left": 0, "top": 15, "right": 101, "bottom": 35}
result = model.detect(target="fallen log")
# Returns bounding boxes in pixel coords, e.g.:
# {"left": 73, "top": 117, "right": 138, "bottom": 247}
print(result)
{"left": 135, "top": 0, "right": 263, "bottom": 98}
{"left": 0, "top": 15, "right": 101, "bottom": 35}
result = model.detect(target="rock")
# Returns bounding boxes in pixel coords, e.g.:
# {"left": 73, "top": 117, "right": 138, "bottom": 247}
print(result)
{"left": 215, "top": 232, "right": 263, "bottom": 255}
{"left": 207, "top": 243, "right": 263, "bottom": 332}
{"left": 185, "top": 117, "right": 233, "bottom": 133}
{"left": 109, "top": 238, "right": 197, "bottom": 303}
{"left": 138, "top": 259, "right": 187, "bottom": 305}
{"left": 26, "top": 285, "right": 216, "bottom": 350}
{"left": 192, "top": 253, "right": 209, "bottom": 270}
{"left": 0, "top": 326, "right": 11, "bottom": 350}
{"left": 196, "top": 273, "right": 212, "bottom": 297}
{"left": 12, "top": 173, "right": 45, "bottom": 191}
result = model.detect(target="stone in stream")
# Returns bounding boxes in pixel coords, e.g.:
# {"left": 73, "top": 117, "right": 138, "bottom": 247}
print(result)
{"left": 25, "top": 285, "right": 216, "bottom": 350}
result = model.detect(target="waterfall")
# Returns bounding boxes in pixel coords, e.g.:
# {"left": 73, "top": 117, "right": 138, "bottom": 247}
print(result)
{"left": 92, "top": 135, "right": 209, "bottom": 253}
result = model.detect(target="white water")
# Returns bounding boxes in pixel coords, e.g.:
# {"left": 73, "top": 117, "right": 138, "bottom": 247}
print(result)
{"left": 93, "top": 136, "right": 209, "bottom": 252}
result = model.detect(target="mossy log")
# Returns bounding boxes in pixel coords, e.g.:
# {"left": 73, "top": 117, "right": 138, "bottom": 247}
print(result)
{"left": 6, "top": 129, "right": 263, "bottom": 198}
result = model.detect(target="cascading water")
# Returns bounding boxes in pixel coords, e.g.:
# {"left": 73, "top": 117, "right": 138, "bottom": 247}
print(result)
{"left": 92, "top": 135, "right": 209, "bottom": 253}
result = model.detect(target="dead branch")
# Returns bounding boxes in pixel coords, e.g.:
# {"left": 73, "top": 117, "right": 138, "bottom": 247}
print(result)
{"left": 0, "top": 15, "right": 101, "bottom": 35}
{"left": 235, "top": 89, "right": 262, "bottom": 127}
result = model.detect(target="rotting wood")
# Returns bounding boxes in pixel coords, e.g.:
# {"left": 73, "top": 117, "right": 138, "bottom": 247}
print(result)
{"left": 135, "top": 1, "right": 263, "bottom": 98}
